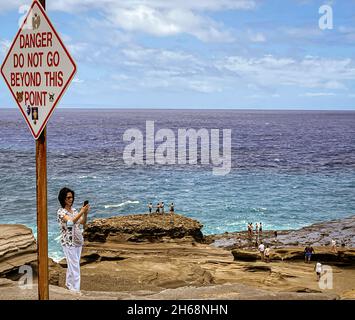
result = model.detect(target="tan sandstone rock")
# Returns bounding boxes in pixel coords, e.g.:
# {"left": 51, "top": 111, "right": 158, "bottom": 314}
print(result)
{"left": 0, "top": 224, "right": 37, "bottom": 277}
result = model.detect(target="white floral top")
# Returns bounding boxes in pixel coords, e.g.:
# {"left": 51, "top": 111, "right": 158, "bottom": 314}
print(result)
{"left": 57, "top": 207, "right": 84, "bottom": 247}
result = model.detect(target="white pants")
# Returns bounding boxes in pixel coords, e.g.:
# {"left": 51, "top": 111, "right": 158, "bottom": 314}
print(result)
{"left": 62, "top": 245, "right": 82, "bottom": 291}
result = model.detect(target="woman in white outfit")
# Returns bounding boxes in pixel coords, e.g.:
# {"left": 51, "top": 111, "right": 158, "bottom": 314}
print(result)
{"left": 57, "top": 187, "right": 90, "bottom": 292}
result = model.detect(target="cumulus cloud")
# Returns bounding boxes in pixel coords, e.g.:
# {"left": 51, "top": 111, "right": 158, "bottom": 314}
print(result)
{"left": 102, "top": 4, "right": 235, "bottom": 42}
{"left": 53, "top": 0, "right": 255, "bottom": 43}
{"left": 47, "top": 0, "right": 257, "bottom": 13}
{"left": 1, "top": 0, "right": 257, "bottom": 43}
{"left": 0, "top": 0, "right": 257, "bottom": 43}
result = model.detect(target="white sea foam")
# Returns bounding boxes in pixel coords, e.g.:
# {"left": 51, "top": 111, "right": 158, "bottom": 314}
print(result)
{"left": 252, "top": 207, "right": 268, "bottom": 212}
{"left": 104, "top": 200, "right": 140, "bottom": 209}
{"left": 50, "top": 251, "right": 65, "bottom": 262}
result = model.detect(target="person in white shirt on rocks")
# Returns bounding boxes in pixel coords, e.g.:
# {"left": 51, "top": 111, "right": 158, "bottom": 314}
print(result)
{"left": 315, "top": 261, "right": 323, "bottom": 281}
{"left": 258, "top": 242, "right": 265, "bottom": 261}
{"left": 331, "top": 239, "right": 337, "bottom": 253}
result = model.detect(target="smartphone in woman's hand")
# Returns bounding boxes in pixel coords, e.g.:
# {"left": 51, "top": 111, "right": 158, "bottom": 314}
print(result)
{"left": 83, "top": 200, "right": 89, "bottom": 206}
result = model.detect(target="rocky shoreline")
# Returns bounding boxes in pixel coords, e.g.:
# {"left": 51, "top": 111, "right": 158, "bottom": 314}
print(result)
{"left": 206, "top": 214, "right": 355, "bottom": 249}
{"left": 0, "top": 214, "right": 354, "bottom": 300}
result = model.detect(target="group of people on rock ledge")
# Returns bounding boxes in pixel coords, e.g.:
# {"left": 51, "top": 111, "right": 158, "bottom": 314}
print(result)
{"left": 147, "top": 201, "right": 174, "bottom": 214}
{"left": 247, "top": 222, "right": 263, "bottom": 238}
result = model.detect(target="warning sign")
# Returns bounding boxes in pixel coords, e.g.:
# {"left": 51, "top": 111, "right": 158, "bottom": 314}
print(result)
{"left": 1, "top": 0, "right": 77, "bottom": 139}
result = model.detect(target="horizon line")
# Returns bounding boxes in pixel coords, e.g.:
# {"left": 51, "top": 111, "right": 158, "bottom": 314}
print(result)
{"left": 1, "top": 106, "right": 355, "bottom": 112}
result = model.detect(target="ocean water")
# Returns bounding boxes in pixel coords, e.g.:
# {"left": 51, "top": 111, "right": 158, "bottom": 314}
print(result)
{"left": 0, "top": 109, "right": 354, "bottom": 261}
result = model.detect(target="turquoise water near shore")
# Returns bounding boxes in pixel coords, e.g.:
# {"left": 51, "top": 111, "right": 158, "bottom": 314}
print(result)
{"left": 0, "top": 109, "right": 354, "bottom": 260}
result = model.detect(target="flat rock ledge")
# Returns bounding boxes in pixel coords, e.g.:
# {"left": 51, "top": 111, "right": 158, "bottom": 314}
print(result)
{"left": 0, "top": 224, "right": 37, "bottom": 276}
{"left": 232, "top": 247, "right": 355, "bottom": 265}
{"left": 84, "top": 213, "right": 204, "bottom": 243}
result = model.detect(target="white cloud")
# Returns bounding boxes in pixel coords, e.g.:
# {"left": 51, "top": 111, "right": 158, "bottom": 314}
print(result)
{"left": 109, "top": 6, "right": 181, "bottom": 37}
{"left": 248, "top": 31, "right": 266, "bottom": 42}
{"left": 91, "top": 45, "right": 224, "bottom": 93}
{"left": 114, "top": 46, "right": 205, "bottom": 79}
{"left": 80, "top": 41, "right": 355, "bottom": 97}
{"left": 48, "top": 0, "right": 257, "bottom": 13}
{"left": 248, "top": 93, "right": 280, "bottom": 99}
{"left": 0, "top": 39, "right": 11, "bottom": 57}
{"left": 57, "top": 0, "right": 249, "bottom": 43}
{"left": 107, "top": 5, "right": 234, "bottom": 42}
{"left": 0, "top": 0, "right": 254, "bottom": 43}
{"left": 188, "top": 80, "right": 222, "bottom": 93}
{"left": 301, "top": 92, "right": 336, "bottom": 97}
{"left": 0, "top": 0, "right": 256, "bottom": 43}
{"left": 121, "top": 47, "right": 198, "bottom": 65}
{"left": 72, "top": 78, "right": 84, "bottom": 84}
{"left": 67, "top": 42, "right": 89, "bottom": 59}
{"left": 323, "top": 81, "right": 345, "bottom": 90}
{"left": 284, "top": 27, "right": 323, "bottom": 38}
{"left": 148, "top": 0, "right": 257, "bottom": 11}
{"left": 216, "top": 55, "right": 355, "bottom": 90}
{"left": 0, "top": 0, "right": 31, "bottom": 12}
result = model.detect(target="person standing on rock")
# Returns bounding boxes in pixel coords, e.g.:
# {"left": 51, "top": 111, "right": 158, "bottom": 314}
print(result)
{"left": 148, "top": 202, "right": 153, "bottom": 214}
{"left": 331, "top": 239, "right": 337, "bottom": 253}
{"left": 57, "top": 187, "right": 90, "bottom": 292}
{"left": 315, "top": 261, "right": 322, "bottom": 281}
{"left": 258, "top": 241, "right": 265, "bottom": 261}
{"left": 169, "top": 203, "right": 174, "bottom": 225}
{"left": 304, "top": 244, "right": 315, "bottom": 263}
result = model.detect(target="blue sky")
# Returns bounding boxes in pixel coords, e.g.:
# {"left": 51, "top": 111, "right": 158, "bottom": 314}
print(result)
{"left": 1, "top": 0, "right": 355, "bottom": 109}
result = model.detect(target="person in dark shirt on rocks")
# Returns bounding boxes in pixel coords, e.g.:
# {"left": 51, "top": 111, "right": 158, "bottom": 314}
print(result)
{"left": 304, "top": 244, "right": 315, "bottom": 263}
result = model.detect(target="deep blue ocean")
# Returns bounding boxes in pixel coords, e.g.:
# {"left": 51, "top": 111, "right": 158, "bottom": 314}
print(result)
{"left": 0, "top": 109, "right": 354, "bottom": 260}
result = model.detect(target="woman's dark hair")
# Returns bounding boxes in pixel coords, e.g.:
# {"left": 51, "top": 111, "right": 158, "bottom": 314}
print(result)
{"left": 58, "top": 187, "right": 75, "bottom": 208}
